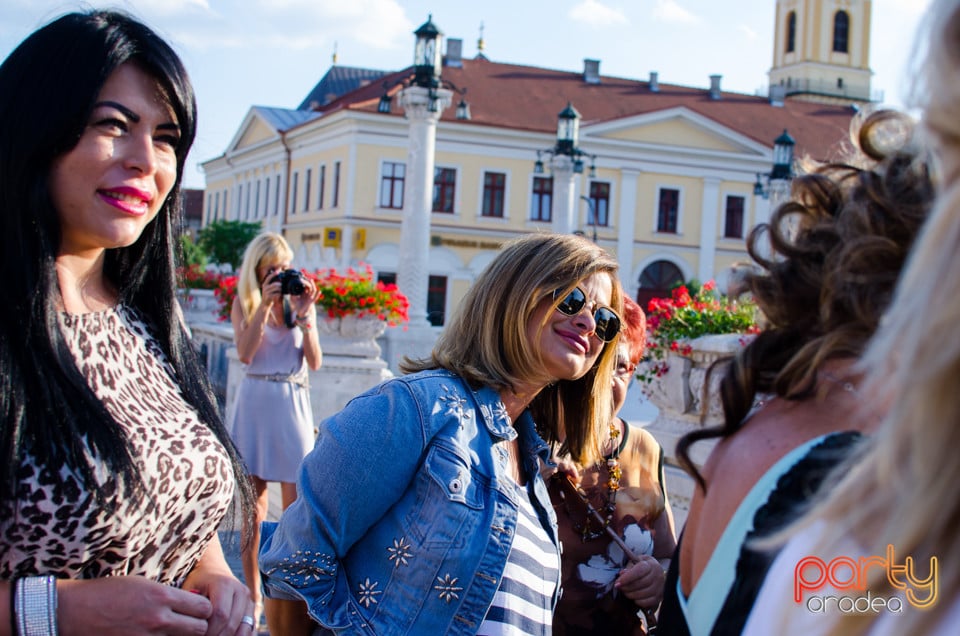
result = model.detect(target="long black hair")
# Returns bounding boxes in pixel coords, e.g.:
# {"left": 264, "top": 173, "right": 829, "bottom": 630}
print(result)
{"left": 0, "top": 10, "right": 252, "bottom": 520}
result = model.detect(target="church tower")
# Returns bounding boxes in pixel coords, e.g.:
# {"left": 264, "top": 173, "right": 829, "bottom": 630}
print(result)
{"left": 769, "top": 0, "right": 874, "bottom": 104}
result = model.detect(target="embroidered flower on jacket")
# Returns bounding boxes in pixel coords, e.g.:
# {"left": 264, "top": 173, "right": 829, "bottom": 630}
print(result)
{"left": 434, "top": 574, "right": 463, "bottom": 603}
{"left": 438, "top": 385, "right": 472, "bottom": 424}
{"left": 357, "top": 578, "right": 382, "bottom": 608}
{"left": 387, "top": 537, "right": 413, "bottom": 568}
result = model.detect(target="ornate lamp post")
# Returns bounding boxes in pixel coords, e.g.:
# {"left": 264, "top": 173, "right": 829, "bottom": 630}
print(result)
{"left": 753, "top": 129, "right": 795, "bottom": 210}
{"left": 534, "top": 103, "right": 597, "bottom": 235}
{"left": 395, "top": 15, "right": 453, "bottom": 331}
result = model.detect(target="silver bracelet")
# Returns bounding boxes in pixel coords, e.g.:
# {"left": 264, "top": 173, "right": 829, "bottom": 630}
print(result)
{"left": 14, "top": 576, "right": 58, "bottom": 636}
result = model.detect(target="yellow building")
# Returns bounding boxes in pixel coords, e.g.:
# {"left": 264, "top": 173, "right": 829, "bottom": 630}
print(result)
{"left": 201, "top": 3, "right": 866, "bottom": 326}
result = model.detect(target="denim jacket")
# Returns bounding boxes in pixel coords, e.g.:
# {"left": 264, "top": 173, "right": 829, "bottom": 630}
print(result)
{"left": 259, "top": 369, "right": 561, "bottom": 635}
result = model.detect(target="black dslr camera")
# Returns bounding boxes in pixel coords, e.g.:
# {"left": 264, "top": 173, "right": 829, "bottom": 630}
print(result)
{"left": 273, "top": 269, "right": 306, "bottom": 296}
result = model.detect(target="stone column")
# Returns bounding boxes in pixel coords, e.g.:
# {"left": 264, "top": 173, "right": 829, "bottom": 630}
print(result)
{"left": 396, "top": 86, "right": 452, "bottom": 327}
{"left": 698, "top": 177, "right": 721, "bottom": 282}
{"left": 616, "top": 170, "right": 640, "bottom": 293}
{"left": 550, "top": 156, "right": 577, "bottom": 235}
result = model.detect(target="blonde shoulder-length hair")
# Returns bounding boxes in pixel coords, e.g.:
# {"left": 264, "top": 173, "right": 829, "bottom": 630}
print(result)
{"left": 236, "top": 232, "right": 293, "bottom": 321}
{"left": 402, "top": 232, "right": 623, "bottom": 465}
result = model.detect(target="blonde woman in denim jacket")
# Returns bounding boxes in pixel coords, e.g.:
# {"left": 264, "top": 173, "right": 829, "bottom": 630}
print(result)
{"left": 260, "top": 233, "right": 624, "bottom": 635}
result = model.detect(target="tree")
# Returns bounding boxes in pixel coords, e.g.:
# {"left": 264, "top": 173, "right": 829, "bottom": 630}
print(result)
{"left": 178, "top": 234, "right": 208, "bottom": 268}
{"left": 197, "top": 220, "right": 261, "bottom": 270}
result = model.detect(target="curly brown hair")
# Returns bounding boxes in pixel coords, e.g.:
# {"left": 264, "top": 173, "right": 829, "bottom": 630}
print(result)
{"left": 677, "top": 109, "right": 936, "bottom": 491}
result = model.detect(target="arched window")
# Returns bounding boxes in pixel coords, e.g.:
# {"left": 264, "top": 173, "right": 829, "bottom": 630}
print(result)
{"left": 637, "top": 260, "right": 684, "bottom": 309}
{"left": 786, "top": 11, "right": 796, "bottom": 53}
{"left": 833, "top": 11, "right": 849, "bottom": 53}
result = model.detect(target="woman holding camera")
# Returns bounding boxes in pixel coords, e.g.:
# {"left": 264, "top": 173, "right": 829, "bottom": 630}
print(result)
{"left": 227, "top": 232, "right": 322, "bottom": 628}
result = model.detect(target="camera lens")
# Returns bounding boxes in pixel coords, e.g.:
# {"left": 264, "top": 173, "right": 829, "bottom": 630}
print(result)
{"left": 280, "top": 270, "right": 305, "bottom": 296}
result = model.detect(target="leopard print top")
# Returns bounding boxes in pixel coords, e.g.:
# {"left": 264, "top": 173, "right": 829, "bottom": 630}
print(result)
{"left": 0, "top": 305, "right": 234, "bottom": 586}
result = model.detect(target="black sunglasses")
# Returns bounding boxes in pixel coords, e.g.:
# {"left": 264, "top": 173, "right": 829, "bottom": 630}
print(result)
{"left": 553, "top": 287, "right": 621, "bottom": 343}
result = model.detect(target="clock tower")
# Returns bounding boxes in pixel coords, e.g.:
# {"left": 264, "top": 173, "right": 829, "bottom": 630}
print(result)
{"left": 769, "top": 0, "right": 875, "bottom": 104}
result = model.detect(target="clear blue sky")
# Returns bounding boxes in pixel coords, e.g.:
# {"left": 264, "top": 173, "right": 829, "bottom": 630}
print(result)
{"left": 0, "top": 0, "right": 931, "bottom": 189}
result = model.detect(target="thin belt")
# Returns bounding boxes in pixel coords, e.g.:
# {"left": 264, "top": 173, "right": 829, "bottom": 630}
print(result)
{"left": 245, "top": 367, "right": 309, "bottom": 388}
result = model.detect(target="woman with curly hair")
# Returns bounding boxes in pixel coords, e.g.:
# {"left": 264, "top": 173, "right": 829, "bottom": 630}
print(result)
{"left": 744, "top": 1, "right": 960, "bottom": 633}
{"left": 656, "top": 108, "right": 936, "bottom": 635}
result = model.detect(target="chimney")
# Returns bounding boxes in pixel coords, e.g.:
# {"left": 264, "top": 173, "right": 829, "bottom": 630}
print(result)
{"left": 583, "top": 58, "right": 601, "bottom": 85}
{"left": 709, "top": 74, "right": 722, "bottom": 99}
{"left": 649, "top": 71, "right": 660, "bottom": 92}
{"left": 445, "top": 38, "right": 463, "bottom": 68}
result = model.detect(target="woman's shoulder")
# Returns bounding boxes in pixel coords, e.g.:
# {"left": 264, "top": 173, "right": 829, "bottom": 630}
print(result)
{"left": 704, "top": 398, "right": 840, "bottom": 485}
{"left": 622, "top": 422, "right": 662, "bottom": 464}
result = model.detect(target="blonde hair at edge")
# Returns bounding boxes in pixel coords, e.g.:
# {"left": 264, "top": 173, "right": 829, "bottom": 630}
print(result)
{"left": 236, "top": 232, "right": 293, "bottom": 321}
{"left": 402, "top": 232, "right": 623, "bottom": 466}
{"left": 773, "top": 2, "right": 960, "bottom": 633}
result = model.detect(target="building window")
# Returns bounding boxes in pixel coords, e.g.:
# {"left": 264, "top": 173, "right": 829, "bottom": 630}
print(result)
{"left": 657, "top": 188, "right": 679, "bottom": 233}
{"left": 433, "top": 167, "right": 456, "bottom": 213}
{"left": 304, "top": 168, "right": 312, "bottom": 211}
{"left": 530, "top": 176, "right": 553, "bottom": 222}
{"left": 379, "top": 161, "right": 405, "bottom": 209}
{"left": 244, "top": 181, "right": 251, "bottom": 219}
{"left": 786, "top": 11, "right": 796, "bottom": 53}
{"left": 833, "top": 11, "right": 849, "bottom": 53}
{"left": 724, "top": 195, "right": 745, "bottom": 238}
{"left": 290, "top": 172, "right": 299, "bottom": 214}
{"left": 588, "top": 181, "right": 611, "bottom": 227}
{"left": 213, "top": 191, "right": 220, "bottom": 221}
{"left": 482, "top": 171, "right": 506, "bottom": 218}
{"left": 637, "top": 260, "right": 684, "bottom": 309}
{"left": 255, "top": 179, "right": 262, "bottom": 218}
{"left": 333, "top": 161, "right": 341, "bottom": 207}
{"left": 427, "top": 275, "right": 447, "bottom": 327}
{"left": 318, "top": 165, "right": 325, "bottom": 210}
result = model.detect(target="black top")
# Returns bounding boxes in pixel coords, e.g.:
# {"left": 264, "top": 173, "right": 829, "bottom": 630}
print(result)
{"left": 657, "top": 431, "right": 864, "bottom": 636}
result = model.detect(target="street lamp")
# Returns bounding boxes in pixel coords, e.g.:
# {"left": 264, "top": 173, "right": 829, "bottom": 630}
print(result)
{"left": 533, "top": 102, "right": 597, "bottom": 176}
{"left": 754, "top": 129, "right": 795, "bottom": 199}
{"left": 580, "top": 195, "right": 598, "bottom": 242}
{"left": 532, "top": 102, "right": 598, "bottom": 235}
{"left": 376, "top": 16, "right": 470, "bottom": 119}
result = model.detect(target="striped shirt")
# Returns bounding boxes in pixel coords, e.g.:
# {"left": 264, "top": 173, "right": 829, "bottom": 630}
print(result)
{"left": 478, "top": 483, "right": 559, "bottom": 635}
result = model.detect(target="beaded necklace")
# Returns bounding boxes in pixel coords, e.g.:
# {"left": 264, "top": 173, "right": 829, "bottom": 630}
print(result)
{"left": 574, "top": 420, "right": 622, "bottom": 542}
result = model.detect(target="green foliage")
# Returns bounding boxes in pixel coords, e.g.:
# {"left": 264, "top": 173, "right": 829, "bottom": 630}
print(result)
{"left": 178, "top": 234, "right": 208, "bottom": 268}
{"left": 197, "top": 220, "right": 262, "bottom": 270}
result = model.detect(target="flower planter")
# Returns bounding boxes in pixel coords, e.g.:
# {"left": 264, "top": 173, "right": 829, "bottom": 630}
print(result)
{"left": 639, "top": 333, "right": 744, "bottom": 426}
{"left": 316, "top": 314, "right": 388, "bottom": 358}
{"left": 638, "top": 333, "right": 746, "bottom": 528}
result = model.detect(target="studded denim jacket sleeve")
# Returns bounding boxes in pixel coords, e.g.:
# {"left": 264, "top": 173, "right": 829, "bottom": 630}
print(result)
{"left": 258, "top": 368, "right": 560, "bottom": 635}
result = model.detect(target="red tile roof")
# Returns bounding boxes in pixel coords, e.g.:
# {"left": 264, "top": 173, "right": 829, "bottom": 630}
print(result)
{"left": 315, "top": 57, "right": 858, "bottom": 161}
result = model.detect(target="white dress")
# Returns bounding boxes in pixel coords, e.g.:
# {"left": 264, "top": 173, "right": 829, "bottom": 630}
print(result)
{"left": 226, "top": 321, "right": 315, "bottom": 482}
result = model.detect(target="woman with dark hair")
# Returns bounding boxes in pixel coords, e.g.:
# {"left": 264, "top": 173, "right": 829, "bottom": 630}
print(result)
{"left": 656, "top": 109, "right": 935, "bottom": 635}
{"left": 260, "top": 233, "right": 624, "bottom": 635}
{"left": 0, "top": 10, "right": 254, "bottom": 635}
